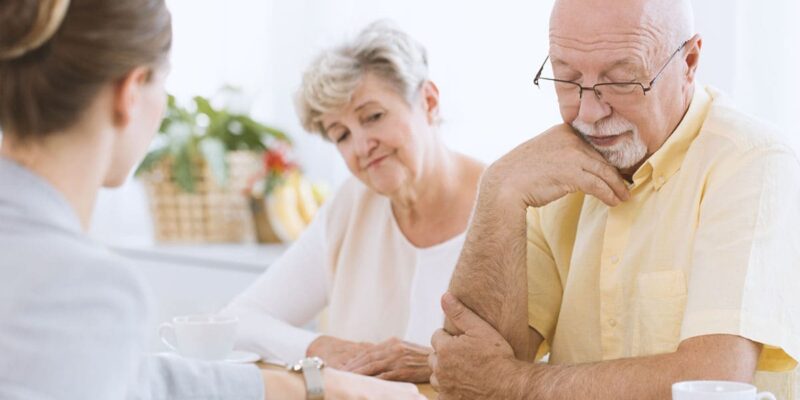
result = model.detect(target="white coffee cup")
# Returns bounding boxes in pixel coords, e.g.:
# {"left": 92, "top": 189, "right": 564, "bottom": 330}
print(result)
{"left": 672, "top": 380, "right": 776, "bottom": 400}
{"left": 158, "top": 314, "right": 238, "bottom": 361}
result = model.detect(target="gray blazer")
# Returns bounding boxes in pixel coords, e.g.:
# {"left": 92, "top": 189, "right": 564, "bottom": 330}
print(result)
{"left": 0, "top": 157, "right": 264, "bottom": 400}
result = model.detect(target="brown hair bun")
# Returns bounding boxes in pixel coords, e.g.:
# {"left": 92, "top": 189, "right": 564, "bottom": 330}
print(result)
{"left": 0, "top": 0, "right": 70, "bottom": 61}
{"left": 0, "top": 0, "right": 171, "bottom": 138}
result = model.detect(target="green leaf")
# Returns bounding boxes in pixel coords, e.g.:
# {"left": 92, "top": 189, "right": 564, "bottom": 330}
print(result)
{"left": 135, "top": 146, "right": 168, "bottom": 176}
{"left": 147, "top": 92, "right": 294, "bottom": 192}
{"left": 199, "top": 137, "right": 228, "bottom": 186}
{"left": 194, "top": 96, "right": 217, "bottom": 118}
{"left": 172, "top": 145, "right": 196, "bottom": 193}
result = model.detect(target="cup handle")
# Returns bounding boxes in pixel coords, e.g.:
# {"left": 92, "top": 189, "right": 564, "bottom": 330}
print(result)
{"left": 757, "top": 392, "right": 777, "bottom": 400}
{"left": 158, "top": 322, "right": 178, "bottom": 352}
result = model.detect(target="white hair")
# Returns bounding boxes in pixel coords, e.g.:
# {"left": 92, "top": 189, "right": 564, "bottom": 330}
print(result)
{"left": 572, "top": 116, "right": 648, "bottom": 169}
{"left": 295, "top": 20, "right": 431, "bottom": 136}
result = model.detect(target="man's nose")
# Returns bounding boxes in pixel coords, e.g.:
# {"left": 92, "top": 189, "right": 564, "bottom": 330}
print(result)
{"left": 576, "top": 88, "right": 612, "bottom": 126}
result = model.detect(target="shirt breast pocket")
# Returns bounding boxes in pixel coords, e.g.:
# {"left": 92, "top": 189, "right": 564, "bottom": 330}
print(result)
{"left": 633, "top": 270, "right": 688, "bottom": 356}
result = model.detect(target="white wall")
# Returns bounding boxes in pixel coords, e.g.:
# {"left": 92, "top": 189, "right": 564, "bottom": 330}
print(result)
{"left": 693, "top": 0, "right": 800, "bottom": 147}
{"left": 160, "top": 1, "right": 558, "bottom": 185}
{"left": 90, "top": 0, "right": 800, "bottom": 242}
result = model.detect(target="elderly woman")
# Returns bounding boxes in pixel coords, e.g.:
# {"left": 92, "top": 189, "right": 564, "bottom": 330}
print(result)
{"left": 223, "top": 21, "right": 484, "bottom": 383}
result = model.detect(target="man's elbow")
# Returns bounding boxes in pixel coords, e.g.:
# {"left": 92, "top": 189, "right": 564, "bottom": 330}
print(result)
{"left": 675, "top": 334, "right": 762, "bottom": 384}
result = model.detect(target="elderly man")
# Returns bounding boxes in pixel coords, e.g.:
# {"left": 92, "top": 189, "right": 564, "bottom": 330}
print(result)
{"left": 429, "top": 0, "right": 800, "bottom": 398}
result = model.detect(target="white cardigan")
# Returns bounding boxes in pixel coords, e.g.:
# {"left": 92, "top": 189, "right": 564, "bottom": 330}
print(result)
{"left": 224, "top": 178, "right": 465, "bottom": 363}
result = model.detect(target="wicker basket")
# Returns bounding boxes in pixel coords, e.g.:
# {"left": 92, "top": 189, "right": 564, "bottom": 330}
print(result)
{"left": 140, "top": 151, "right": 262, "bottom": 243}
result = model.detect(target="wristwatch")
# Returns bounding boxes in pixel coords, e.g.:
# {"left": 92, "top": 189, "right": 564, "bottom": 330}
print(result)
{"left": 288, "top": 356, "right": 325, "bottom": 399}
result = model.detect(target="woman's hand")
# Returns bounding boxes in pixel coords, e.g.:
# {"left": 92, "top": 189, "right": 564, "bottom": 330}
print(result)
{"left": 342, "top": 337, "right": 433, "bottom": 383}
{"left": 325, "top": 368, "right": 426, "bottom": 399}
{"left": 306, "top": 335, "right": 374, "bottom": 369}
{"left": 261, "top": 368, "right": 425, "bottom": 400}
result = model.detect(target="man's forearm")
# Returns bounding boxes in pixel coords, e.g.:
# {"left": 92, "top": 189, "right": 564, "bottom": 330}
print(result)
{"left": 446, "top": 175, "right": 535, "bottom": 359}
{"left": 503, "top": 335, "right": 760, "bottom": 400}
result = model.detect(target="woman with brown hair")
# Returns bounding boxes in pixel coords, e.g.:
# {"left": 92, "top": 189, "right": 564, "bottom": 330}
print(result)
{"left": 0, "top": 1, "right": 422, "bottom": 399}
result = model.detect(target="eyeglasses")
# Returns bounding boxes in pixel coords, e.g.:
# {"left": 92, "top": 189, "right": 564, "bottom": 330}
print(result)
{"left": 533, "top": 40, "right": 689, "bottom": 106}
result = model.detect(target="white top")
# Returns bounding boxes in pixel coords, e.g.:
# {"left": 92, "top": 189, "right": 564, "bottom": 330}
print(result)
{"left": 0, "top": 157, "right": 263, "bottom": 400}
{"left": 223, "top": 178, "right": 465, "bottom": 363}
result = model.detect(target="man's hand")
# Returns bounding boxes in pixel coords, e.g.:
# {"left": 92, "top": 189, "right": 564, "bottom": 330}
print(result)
{"left": 485, "top": 123, "right": 629, "bottom": 208}
{"left": 306, "top": 335, "right": 374, "bottom": 369}
{"left": 342, "top": 337, "right": 433, "bottom": 383}
{"left": 431, "top": 301, "right": 763, "bottom": 400}
{"left": 430, "top": 292, "right": 525, "bottom": 399}
{"left": 442, "top": 125, "right": 629, "bottom": 376}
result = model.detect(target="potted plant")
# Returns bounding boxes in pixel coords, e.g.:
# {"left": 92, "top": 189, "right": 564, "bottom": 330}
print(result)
{"left": 135, "top": 93, "right": 290, "bottom": 243}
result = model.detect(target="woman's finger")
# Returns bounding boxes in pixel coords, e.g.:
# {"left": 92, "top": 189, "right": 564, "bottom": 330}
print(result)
{"left": 344, "top": 342, "right": 394, "bottom": 371}
{"left": 351, "top": 357, "right": 392, "bottom": 376}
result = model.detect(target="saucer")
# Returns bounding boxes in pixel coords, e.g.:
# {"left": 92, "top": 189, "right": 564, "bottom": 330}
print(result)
{"left": 224, "top": 350, "right": 261, "bottom": 364}
{"left": 159, "top": 350, "right": 261, "bottom": 364}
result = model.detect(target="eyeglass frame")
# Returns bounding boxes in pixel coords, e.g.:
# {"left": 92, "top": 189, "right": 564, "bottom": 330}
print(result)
{"left": 533, "top": 40, "right": 690, "bottom": 102}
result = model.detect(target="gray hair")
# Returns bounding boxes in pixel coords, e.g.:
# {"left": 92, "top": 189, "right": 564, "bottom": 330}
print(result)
{"left": 295, "top": 20, "right": 431, "bottom": 136}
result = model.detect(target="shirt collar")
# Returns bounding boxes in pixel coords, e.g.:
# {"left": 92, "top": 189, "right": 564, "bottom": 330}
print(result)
{"left": 631, "top": 85, "right": 713, "bottom": 190}
{"left": 0, "top": 156, "right": 83, "bottom": 234}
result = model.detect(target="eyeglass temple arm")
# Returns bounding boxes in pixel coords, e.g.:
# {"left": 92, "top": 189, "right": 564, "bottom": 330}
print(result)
{"left": 534, "top": 56, "right": 550, "bottom": 85}
{"left": 645, "top": 40, "right": 690, "bottom": 92}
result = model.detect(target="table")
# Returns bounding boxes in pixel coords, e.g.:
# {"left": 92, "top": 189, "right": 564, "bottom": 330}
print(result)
{"left": 258, "top": 362, "right": 437, "bottom": 399}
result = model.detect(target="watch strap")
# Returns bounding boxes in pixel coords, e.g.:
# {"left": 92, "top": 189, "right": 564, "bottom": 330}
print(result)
{"left": 299, "top": 357, "right": 324, "bottom": 400}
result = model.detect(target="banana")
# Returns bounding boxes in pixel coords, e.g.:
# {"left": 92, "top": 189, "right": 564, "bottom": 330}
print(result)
{"left": 265, "top": 179, "right": 306, "bottom": 242}
{"left": 292, "top": 172, "right": 319, "bottom": 224}
{"left": 310, "top": 182, "right": 331, "bottom": 206}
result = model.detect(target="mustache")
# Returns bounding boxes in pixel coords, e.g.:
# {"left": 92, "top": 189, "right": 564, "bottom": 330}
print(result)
{"left": 572, "top": 117, "right": 637, "bottom": 138}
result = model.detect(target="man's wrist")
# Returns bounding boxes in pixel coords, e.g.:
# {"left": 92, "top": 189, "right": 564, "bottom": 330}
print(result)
{"left": 478, "top": 169, "right": 527, "bottom": 213}
{"left": 495, "top": 358, "right": 545, "bottom": 400}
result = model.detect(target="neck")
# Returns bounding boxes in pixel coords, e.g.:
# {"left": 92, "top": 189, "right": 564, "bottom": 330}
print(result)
{"left": 390, "top": 141, "right": 461, "bottom": 224}
{"left": 1, "top": 128, "right": 111, "bottom": 232}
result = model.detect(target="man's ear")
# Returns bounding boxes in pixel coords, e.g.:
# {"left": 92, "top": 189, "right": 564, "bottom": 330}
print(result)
{"left": 684, "top": 34, "right": 702, "bottom": 84}
{"left": 113, "top": 67, "right": 152, "bottom": 128}
{"left": 420, "top": 80, "right": 441, "bottom": 125}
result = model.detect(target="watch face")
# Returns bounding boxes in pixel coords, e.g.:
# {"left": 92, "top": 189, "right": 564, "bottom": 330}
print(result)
{"left": 301, "top": 357, "right": 325, "bottom": 369}
{"left": 290, "top": 357, "right": 325, "bottom": 372}
{"left": 310, "top": 357, "right": 325, "bottom": 368}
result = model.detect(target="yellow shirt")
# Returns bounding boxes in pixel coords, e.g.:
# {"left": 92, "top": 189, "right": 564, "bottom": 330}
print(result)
{"left": 526, "top": 86, "right": 800, "bottom": 378}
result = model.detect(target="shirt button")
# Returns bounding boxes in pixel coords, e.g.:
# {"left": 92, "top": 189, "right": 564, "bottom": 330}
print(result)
{"left": 610, "top": 255, "right": 620, "bottom": 264}
{"left": 608, "top": 319, "right": 618, "bottom": 327}
{"left": 656, "top": 176, "right": 665, "bottom": 185}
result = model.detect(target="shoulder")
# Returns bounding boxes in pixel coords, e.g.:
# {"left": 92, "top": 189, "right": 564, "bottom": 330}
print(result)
{"left": 683, "top": 87, "right": 800, "bottom": 185}
{"left": 318, "top": 176, "right": 385, "bottom": 230}
{"left": 327, "top": 176, "right": 377, "bottom": 207}
{"left": 698, "top": 88, "right": 796, "bottom": 157}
